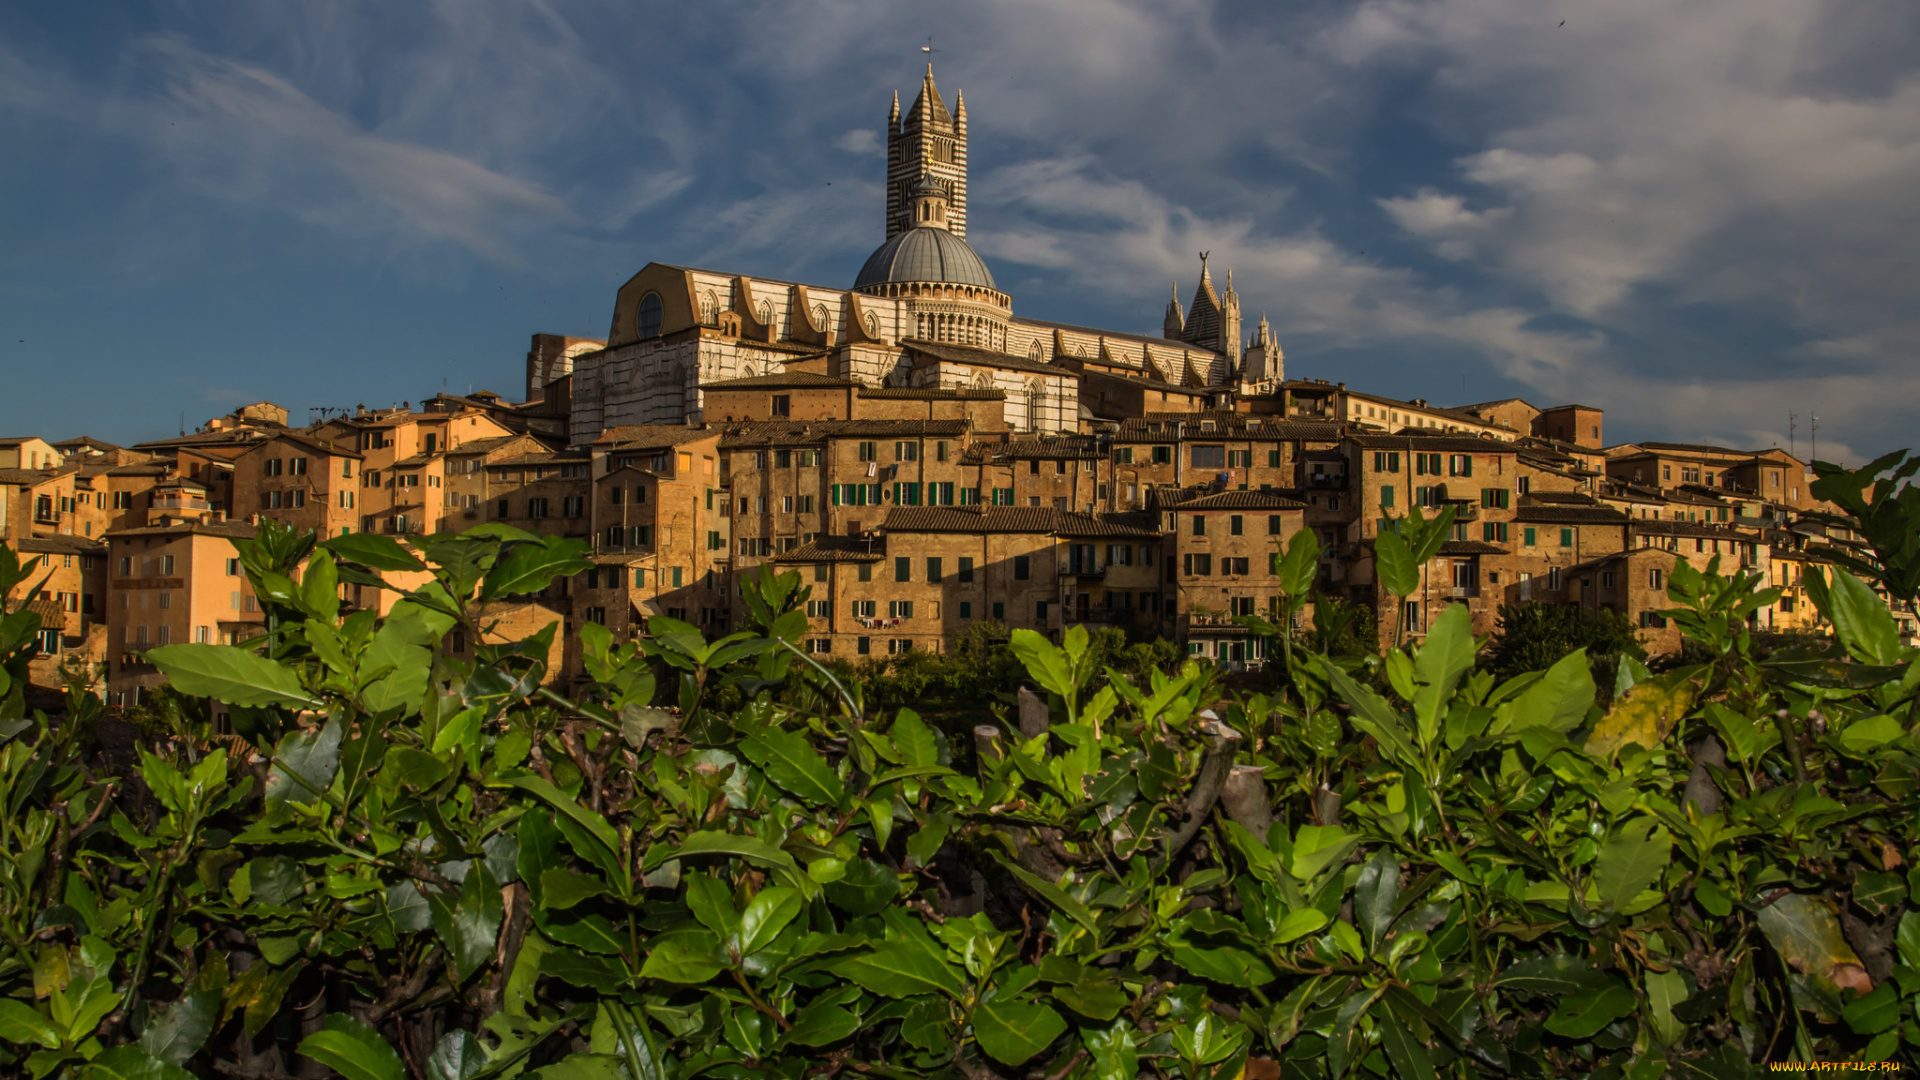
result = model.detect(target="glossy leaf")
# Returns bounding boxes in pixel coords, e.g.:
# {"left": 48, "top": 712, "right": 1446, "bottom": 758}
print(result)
{"left": 739, "top": 728, "right": 845, "bottom": 807}
{"left": 147, "top": 644, "right": 318, "bottom": 710}
{"left": 296, "top": 1014, "right": 408, "bottom": 1080}
{"left": 971, "top": 994, "right": 1067, "bottom": 1066}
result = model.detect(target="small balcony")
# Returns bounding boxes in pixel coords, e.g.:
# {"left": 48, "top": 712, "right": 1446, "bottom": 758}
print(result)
{"left": 1308, "top": 473, "right": 1348, "bottom": 488}
{"left": 1059, "top": 562, "right": 1106, "bottom": 578}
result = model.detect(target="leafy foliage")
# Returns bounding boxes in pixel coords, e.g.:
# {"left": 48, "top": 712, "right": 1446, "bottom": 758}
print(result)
{"left": 0, "top": 484, "right": 1918, "bottom": 1077}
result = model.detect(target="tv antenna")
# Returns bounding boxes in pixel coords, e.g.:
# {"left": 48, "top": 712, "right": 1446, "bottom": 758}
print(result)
{"left": 1788, "top": 411, "right": 1796, "bottom": 459}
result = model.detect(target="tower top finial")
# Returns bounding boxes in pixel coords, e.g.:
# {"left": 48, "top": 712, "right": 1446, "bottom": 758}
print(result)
{"left": 1199, "top": 251, "right": 1211, "bottom": 279}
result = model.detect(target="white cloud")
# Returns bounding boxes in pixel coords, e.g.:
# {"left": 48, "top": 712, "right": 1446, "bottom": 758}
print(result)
{"left": 835, "top": 129, "right": 881, "bottom": 155}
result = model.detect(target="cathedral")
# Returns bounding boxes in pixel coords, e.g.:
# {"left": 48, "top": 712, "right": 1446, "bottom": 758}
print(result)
{"left": 559, "top": 66, "right": 1286, "bottom": 445}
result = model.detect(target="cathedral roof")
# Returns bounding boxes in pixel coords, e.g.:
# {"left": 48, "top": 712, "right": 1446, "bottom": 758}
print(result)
{"left": 854, "top": 227, "right": 997, "bottom": 290}
{"left": 909, "top": 65, "right": 952, "bottom": 127}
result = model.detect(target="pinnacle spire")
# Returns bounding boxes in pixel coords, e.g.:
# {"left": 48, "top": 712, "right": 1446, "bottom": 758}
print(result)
{"left": 890, "top": 90, "right": 900, "bottom": 127}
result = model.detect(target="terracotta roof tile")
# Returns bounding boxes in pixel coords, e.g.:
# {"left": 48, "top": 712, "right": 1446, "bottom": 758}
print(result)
{"left": 1170, "top": 490, "right": 1309, "bottom": 511}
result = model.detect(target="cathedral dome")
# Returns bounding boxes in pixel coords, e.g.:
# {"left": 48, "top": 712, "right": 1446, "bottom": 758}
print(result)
{"left": 854, "top": 227, "right": 998, "bottom": 291}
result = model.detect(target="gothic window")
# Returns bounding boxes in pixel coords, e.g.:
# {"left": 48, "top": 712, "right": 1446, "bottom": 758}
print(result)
{"left": 699, "top": 291, "right": 718, "bottom": 326}
{"left": 756, "top": 299, "right": 774, "bottom": 327}
{"left": 1027, "top": 340, "right": 1044, "bottom": 363}
{"left": 741, "top": 363, "right": 759, "bottom": 379}
{"left": 636, "top": 292, "right": 664, "bottom": 339}
{"left": 864, "top": 312, "right": 880, "bottom": 338}
{"left": 1027, "top": 380, "right": 1045, "bottom": 430}
{"left": 1074, "top": 345, "right": 1088, "bottom": 358}
{"left": 812, "top": 302, "right": 830, "bottom": 329}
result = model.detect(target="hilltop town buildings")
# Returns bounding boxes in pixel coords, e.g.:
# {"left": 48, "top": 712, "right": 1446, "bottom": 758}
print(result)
{"left": 0, "top": 65, "right": 1897, "bottom": 705}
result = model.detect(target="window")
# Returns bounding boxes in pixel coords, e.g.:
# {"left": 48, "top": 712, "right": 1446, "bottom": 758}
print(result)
{"left": 1035, "top": 601, "right": 1050, "bottom": 622}
{"left": 1547, "top": 568, "right": 1562, "bottom": 591}
{"left": 158, "top": 591, "right": 171, "bottom": 609}
{"left": 1183, "top": 554, "right": 1213, "bottom": 576}
{"left": 1481, "top": 522, "right": 1508, "bottom": 543}
{"left": 1403, "top": 600, "right": 1422, "bottom": 632}
{"left": 1115, "top": 447, "right": 1133, "bottom": 464}
{"left": 1151, "top": 446, "right": 1172, "bottom": 465}
{"left": 563, "top": 496, "right": 585, "bottom": 518}
{"left": 992, "top": 602, "right": 1005, "bottom": 620}
{"left": 991, "top": 487, "right": 1014, "bottom": 505}
{"left": 1412, "top": 452, "right": 1442, "bottom": 476}
{"left": 958, "top": 601, "right": 972, "bottom": 618}
{"left": 895, "top": 441, "right": 918, "bottom": 462}
{"left": 1600, "top": 571, "right": 1616, "bottom": 589}
{"left": 853, "top": 600, "right": 876, "bottom": 618}
{"left": 1448, "top": 454, "right": 1473, "bottom": 477}
{"left": 636, "top": 292, "right": 663, "bottom": 338}
{"left": 1640, "top": 611, "right": 1669, "bottom": 629}
{"left": 1649, "top": 568, "right": 1665, "bottom": 590}
{"left": 1231, "top": 597, "right": 1255, "bottom": 616}
{"left": 1380, "top": 485, "right": 1395, "bottom": 509}
{"left": 1561, "top": 528, "right": 1574, "bottom": 548}
{"left": 1516, "top": 476, "right": 1531, "bottom": 495}
{"left": 1480, "top": 488, "right": 1510, "bottom": 509}
{"left": 858, "top": 563, "right": 872, "bottom": 582}
{"left": 895, "top": 556, "right": 911, "bottom": 582}
{"left": 1226, "top": 557, "right": 1249, "bottom": 575}
{"left": 798, "top": 450, "right": 819, "bottom": 467}
{"left": 770, "top": 395, "right": 791, "bottom": 418}
{"left": 1028, "top": 460, "right": 1040, "bottom": 475}
{"left": 1229, "top": 515, "right": 1243, "bottom": 536}
{"left": 1191, "top": 515, "right": 1206, "bottom": 537}
{"left": 858, "top": 637, "right": 871, "bottom": 655}
{"left": 497, "top": 498, "right": 509, "bottom": 519}
{"left": 161, "top": 555, "right": 175, "bottom": 575}
{"left": 806, "top": 638, "right": 831, "bottom": 654}
{"left": 927, "top": 557, "right": 942, "bottom": 583}
{"left": 774, "top": 450, "right": 792, "bottom": 469}
{"left": 1373, "top": 452, "right": 1400, "bottom": 473}
{"left": 1013, "top": 555, "right": 1030, "bottom": 580}
{"left": 1191, "top": 446, "right": 1226, "bottom": 469}
{"left": 889, "top": 639, "right": 915, "bottom": 655}
{"left": 670, "top": 567, "right": 684, "bottom": 588}
{"left": 805, "top": 600, "right": 830, "bottom": 617}
{"left": 528, "top": 498, "right": 549, "bottom": 519}
{"left": 888, "top": 601, "right": 914, "bottom": 618}
{"left": 858, "top": 441, "right": 878, "bottom": 462}
{"left": 782, "top": 495, "right": 795, "bottom": 513}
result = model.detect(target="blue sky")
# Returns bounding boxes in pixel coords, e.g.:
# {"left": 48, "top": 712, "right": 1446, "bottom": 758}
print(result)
{"left": 3, "top": 0, "right": 1916, "bottom": 463}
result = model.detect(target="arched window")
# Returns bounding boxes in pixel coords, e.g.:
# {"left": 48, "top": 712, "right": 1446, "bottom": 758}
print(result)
{"left": 699, "top": 291, "right": 718, "bottom": 326}
{"left": 1027, "top": 380, "right": 1046, "bottom": 431}
{"left": 1028, "top": 340, "right": 1044, "bottom": 363}
{"left": 812, "top": 303, "right": 830, "bottom": 329}
{"left": 636, "top": 293, "right": 664, "bottom": 339}
{"left": 756, "top": 300, "right": 774, "bottom": 327}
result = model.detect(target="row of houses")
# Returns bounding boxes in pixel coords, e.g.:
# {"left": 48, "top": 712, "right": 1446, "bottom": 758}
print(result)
{"left": 0, "top": 360, "right": 1884, "bottom": 706}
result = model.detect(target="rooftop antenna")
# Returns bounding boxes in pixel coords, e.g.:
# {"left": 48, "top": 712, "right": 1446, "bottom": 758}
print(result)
{"left": 1788, "top": 411, "right": 1796, "bottom": 459}
{"left": 1810, "top": 413, "right": 1819, "bottom": 468}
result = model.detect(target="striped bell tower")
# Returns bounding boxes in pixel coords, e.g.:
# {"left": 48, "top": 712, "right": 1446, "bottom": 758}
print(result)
{"left": 886, "top": 65, "right": 969, "bottom": 240}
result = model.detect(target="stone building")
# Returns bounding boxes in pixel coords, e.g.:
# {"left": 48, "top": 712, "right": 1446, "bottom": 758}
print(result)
{"left": 103, "top": 520, "right": 263, "bottom": 706}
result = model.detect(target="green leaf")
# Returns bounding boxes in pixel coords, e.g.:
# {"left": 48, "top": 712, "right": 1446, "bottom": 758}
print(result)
{"left": 492, "top": 774, "right": 622, "bottom": 871}
{"left": 1501, "top": 648, "right": 1595, "bottom": 735}
{"left": 1050, "top": 978, "right": 1128, "bottom": 1021}
{"left": 1320, "top": 663, "right": 1419, "bottom": 771}
{"left": 1008, "top": 630, "right": 1076, "bottom": 701}
{"left": 1837, "top": 714, "right": 1904, "bottom": 757}
{"left": 1274, "top": 908, "right": 1329, "bottom": 943}
{"left": 997, "top": 859, "right": 1099, "bottom": 936}
{"left": 1168, "top": 944, "right": 1277, "bottom": 988}
{"left": 146, "top": 644, "right": 318, "bottom": 709}
{"left": 1377, "top": 1012, "right": 1438, "bottom": 1080}
{"left": 297, "top": 1014, "right": 408, "bottom": 1080}
{"left": 323, "top": 533, "right": 425, "bottom": 572}
{"left": 426, "top": 1030, "right": 489, "bottom": 1080}
{"left": 538, "top": 869, "right": 609, "bottom": 911}
{"left": 1411, "top": 603, "right": 1476, "bottom": 746}
{"left": 266, "top": 717, "right": 344, "bottom": 809}
{"left": 1375, "top": 529, "right": 1419, "bottom": 599}
{"left": 83, "top": 1046, "right": 196, "bottom": 1080}
{"left": 516, "top": 812, "right": 564, "bottom": 908}
{"left": 841, "top": 942, "right": 965, "bottom": 999}
{"left": 1542, "top": 977, "right": 1636, "bottom": 1038}
{"left": 785, "top": 1001, "right": 860, "bottom": 1047}
{"left": 1854, "top": 871, "right": 1907, "bottom": 917}
{"left": 385, "top": 882, "right": 431, "bottom": 934}
{"left": 0, "top": 999, "right": 62, "bottom": 1048}
{"left": 738, "top": 886, "right": 803, "bottom": 956}
{"left": 1593, "top": 817, "right": 1671, "bottom": 911}
{"left": 640, "top": 936, "right": 727, "bottom": 984}
{"left": 888, "top": 710, "right": 941, "bottom": 768}
{"left": 1694, "top": 879, "right": 1733, "bottom": 918}
{"left": 1085, "top": 1022, "right": 1138, "bottom": 1080}
{"left": 1645, "top": 968, "right": 1687, "bottom": 1045}
{"left": 1828, "top": 568, "right": 1902, "bottom": 666}
{"left": 674, "top": 831, "right": 800, "bottom": 875}
{"left": 971, "top": 994, "right": 1067, "bottom": 1066}
{"left": 739, "top": 728, "right": 845, "bottom": 807}
{"left": 1843, "top": 982, "right": 1900, "bottom": 1034}
{"left": 428, "top": 862, "right": 503, "bottom": 982}
{"left": 481, "top": 537, "right": 592, "bottom": 600}
{"left": 541, "top": 948, "right": 628, "bottom": 989}
{"left": 1353, "top": 852, "right": 1401, "bottom": 952}
{"left": 137, "top": 990, "right": 220, "bottom": 1066}
{"left": 1495, "top": 954, "right": 1594, "bottom": 996}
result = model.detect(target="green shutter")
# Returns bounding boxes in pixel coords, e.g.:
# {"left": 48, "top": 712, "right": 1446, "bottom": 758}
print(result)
{"left": 1381, "top": 485, "right": 1395, "bottom": 508}
{"left": 1561, "top": 528, "right": 1574, "bottom": 548}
